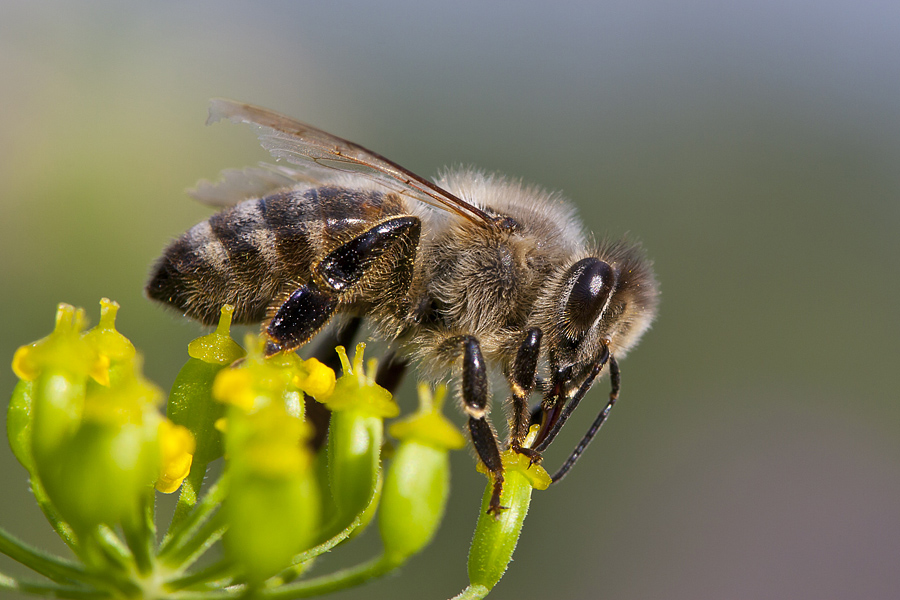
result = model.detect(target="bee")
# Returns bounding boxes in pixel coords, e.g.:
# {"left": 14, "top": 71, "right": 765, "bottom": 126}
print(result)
{"left": 147, "top": 100, "right": 658, "bottom": 514}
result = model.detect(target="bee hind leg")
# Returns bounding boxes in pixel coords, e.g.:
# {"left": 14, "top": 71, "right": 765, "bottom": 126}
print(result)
{"left": 265, "top": 281, "right": 339, "bottom": 356}
{"left": 265, "top": 216, "right": 421, "bottom": 357}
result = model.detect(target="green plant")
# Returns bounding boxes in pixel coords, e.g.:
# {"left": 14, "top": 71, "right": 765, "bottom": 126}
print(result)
{"left": 2, "top": 300, "right": 548, "bottom": 599}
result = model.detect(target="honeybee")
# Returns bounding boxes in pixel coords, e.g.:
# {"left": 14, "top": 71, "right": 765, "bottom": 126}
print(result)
{"left": 147, "top": 100, "right": 658, "bottom": 514}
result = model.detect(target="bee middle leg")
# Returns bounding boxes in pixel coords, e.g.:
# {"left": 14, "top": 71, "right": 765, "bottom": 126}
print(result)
{"left": 452, "top": 335, "right": 506, "bottom": 515}
{"left": 265, "top": 216, "right": 421, "bottom": 356}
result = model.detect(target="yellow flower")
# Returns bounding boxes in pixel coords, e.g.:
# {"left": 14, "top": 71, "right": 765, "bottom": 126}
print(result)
{"left": 213, "top": 368, "right": 259, "bottom": 412}
{"left": 294, "top": 356, "right": 336, "bottom": 400}
{"left": 156, "top": 419, "right": 196, "bottom": 493}
{"left": 476, "top": 425, "right": 551, "bottom": 491}
{"left": 388, "top": 384, "right": 466, "bottom": 451}
{"left": 321, "top": 344, "right": 398, "bottom": 418}
{"left": 12, "top": 303, "right": 108, "bottom": 385}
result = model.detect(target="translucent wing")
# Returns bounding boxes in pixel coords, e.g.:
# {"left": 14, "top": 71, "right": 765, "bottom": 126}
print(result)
{"left": 207, "top": 99, "right": 494, "bottom": 225}
{"left": 189, "top": 163, "right": 314, "bottom": 207}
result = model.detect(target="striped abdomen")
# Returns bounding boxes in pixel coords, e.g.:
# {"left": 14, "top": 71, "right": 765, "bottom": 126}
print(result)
{"left": 146, "top": 186, "right": 407, "bottom": 325}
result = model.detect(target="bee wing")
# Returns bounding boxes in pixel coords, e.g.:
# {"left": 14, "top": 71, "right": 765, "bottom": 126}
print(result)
{"left": 188, "top": 163, "right": 317, "bottom": 207}
{"left": 207, "top": 99, "right": 493, "bottom": 225}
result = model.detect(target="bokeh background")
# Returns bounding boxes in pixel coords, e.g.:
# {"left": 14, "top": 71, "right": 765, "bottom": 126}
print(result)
{"left": 2, "top": 2, "right": 899, "bottom": 599}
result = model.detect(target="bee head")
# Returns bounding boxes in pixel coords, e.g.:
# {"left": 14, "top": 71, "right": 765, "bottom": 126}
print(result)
{"left": 537, "top": 242, "right": 658, "bottom": 388}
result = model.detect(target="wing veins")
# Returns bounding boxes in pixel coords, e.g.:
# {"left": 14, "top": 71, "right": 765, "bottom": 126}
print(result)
{"left": 208, "top": 99, "right": 495, "bottom": 226}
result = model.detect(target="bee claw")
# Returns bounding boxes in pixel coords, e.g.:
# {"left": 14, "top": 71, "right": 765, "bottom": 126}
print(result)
{"left": 512, "top": 445, "right": 543, "bottom": 468}
{"left": 487, "top": 500, "right": 509, "bottom": 518}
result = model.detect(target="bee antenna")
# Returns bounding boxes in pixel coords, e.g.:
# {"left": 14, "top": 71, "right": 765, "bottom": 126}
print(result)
{"left": 550, "top": 354, "right": 621, "bottom": 483}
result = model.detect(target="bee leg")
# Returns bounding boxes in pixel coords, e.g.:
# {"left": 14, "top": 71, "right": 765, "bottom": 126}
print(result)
{"left": 265, "top": 281, "right": 339, "bottom": 356}
{"left": 315, "top": 216, "right": 421, "bottom": 292}
{"left": 266, "top": 216, "right": 421, "bottom": 356}
{"left": 456, "top": 335, "right": 506, "bottom": 516}
{"left": 533, "top": 345, "right": 610, "bottom": 453}
{"left": 551, "top": 355, "right": 620, "bottom": 483}
{"left": 508, "top": 328, "right": 542, "bottom": 462}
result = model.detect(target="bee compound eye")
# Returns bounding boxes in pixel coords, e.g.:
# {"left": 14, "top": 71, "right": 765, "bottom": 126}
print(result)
{"left": 564, "top": 258, "right": 617, "bottom": 334}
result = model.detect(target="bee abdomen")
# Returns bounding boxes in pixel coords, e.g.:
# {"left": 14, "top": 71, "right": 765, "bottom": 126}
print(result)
{"left": 147, "top": 192, "right": 316, "bottom": 325}
{"left": 147, "top": 186, "right": 408, "bottom": 326}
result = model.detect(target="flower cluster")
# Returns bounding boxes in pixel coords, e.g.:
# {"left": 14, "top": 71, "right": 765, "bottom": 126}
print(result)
{"left": 2, "top": 300, "right": 550, "bottom": 599}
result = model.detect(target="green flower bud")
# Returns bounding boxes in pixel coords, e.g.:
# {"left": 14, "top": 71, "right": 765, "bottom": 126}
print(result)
{"left": 42, "top": 420, "right": 158, "bottom": 532}
{"left": 40, "top": 357, "right": 164, "bottom": 532}
{"left": 326, "top": 409, "right": 381, "bottom": 528}
{"left": 216, "top": 336, "right": 324, "bottom": 584}
{"left": 222, "top": 402, "right": 321, "bottom": 585}
{"left": 224, "top": 466, "right": 322, "bottom": 586}
{"left": 467, "top": 441, "right": 551, "bottom": 591}
{"left": 379, "top": 384, "right": 465, "bottom": 565}
{"left": 167, "top": 305, "right": 244, "bottom": 466}
{"left": 320, "top": 344, "right": 398, "bottom": 536}
{"left": 12, "top": 304, "right": 106, "bottom": 465}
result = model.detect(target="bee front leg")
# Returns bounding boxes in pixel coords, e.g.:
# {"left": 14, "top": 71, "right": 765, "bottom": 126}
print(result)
{"left": 509, "top": 328, "right": 542, "bottom": 462}
{"left": 457, "top": 335, "right": 506, "bottom": 516}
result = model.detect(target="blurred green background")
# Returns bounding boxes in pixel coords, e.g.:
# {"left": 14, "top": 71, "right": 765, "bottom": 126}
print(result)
{"left": 2, "top": 2, "right": 898, "bottom": 599}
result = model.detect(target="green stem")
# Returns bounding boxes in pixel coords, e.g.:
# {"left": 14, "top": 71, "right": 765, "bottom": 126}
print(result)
{"left": 121, "top": 496, "right": 154, "bottom": 576}
{"left": 166, "top": 460, "right": 209, "bottom": 539}
{"left": 263, "top": 555, "right": 395, "bottom": 599}
{"left": 30, "top": 478, "right": 79, "bottom": 552}
{"left": 450, "top": 584, "right": 491, "bottom": 600}
{"left": 0, "top": 572, "right": 104, "bottom": 600}
{"left": 159, "top": 477, "right": 225, "bottom": 560}
{"left": 91, "top": 525, "right": 133, "bottom": 572}
{"left": 169, "top": 556, "right": 399, "bottom": 600}
{"left": 78, "top": 529, "right": 141, "bottom": 597}
{"left": 165, "top": 559, "right": 236, "bottom": 592}
{"left": 0, "top": 525, "right": 91, "bottom": 585}
{"left": 163, "top": 511, "right": 226, "bottom": 569}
